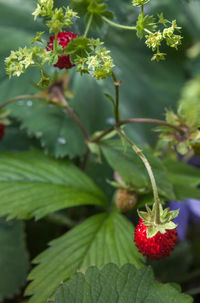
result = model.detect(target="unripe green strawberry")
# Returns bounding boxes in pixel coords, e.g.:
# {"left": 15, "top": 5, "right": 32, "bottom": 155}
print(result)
{"left": 115, "top": 188, "right": 138, "bottom": 212}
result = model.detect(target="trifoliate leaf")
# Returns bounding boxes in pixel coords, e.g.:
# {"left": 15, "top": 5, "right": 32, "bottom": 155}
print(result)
{"left": 55, "top": 263, "right": 193, "bottom": 303}
{"left": 25, "top": 212, "right": 144, "bottom": 303}
{"left": 0, "top": 218, "right": 29, "bottom": 300}
{"left": 0, "top": 150, "right": 108, "bottom": 220}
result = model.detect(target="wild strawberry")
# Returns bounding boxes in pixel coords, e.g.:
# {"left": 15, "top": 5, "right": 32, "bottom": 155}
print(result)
{"left": 134, "top": 219, "right": 177, "bottom": 259}
{"left": 115, "top": 188, "right": 138, "bottom": 212}
{"left": 134, "top": 204, "right": 179, "bottom": 260}
{"left": 0, "top": 123, "right": 5, "bottom": 140}
{"left": 47, "top": 31, "right": 78, "bottom": 69}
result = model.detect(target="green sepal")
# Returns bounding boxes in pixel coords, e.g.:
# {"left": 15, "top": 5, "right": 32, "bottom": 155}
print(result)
{"left": 137, "top": 210, "right": 151, "bottom": 221}
{"left": 88, "top": 142, "right": 102, "bottom": 163}
{"left": 0, "top": 109, "right": 11, "bottom": 125}
{"left": 136, "top": 14, "right": 156, "bottom": 39}
{"left": 164, "top": 221, "right": 177, "bottom": 230}
{"left": 146, "top": 225, "right": 160, "bottom": 238}
{"left": 138, "top": 203, "right": 179, "bottom": 238}
{"left": 165, "top": 209, "right": 180, "bottom": 221}
{"left": 64, "top": 37, "right": 91, "bottom": 62}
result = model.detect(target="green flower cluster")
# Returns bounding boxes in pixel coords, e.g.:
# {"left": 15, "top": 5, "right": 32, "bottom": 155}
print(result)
{"left": 65, "top": 37, "right": 114, "bottom": 80}
{"left": 145, "top": 19, "right": 182, "bottom": 61}
{"left": 157, "top": 76, "right": 200, "bottom": 155}
{"left": 5, "top": 45, "right": 55, "bottom": 79}
{"left": 132, "top": 0, "right": 150, "bottom": 7}
{"left": 75, "top": 47, "right": 114, "bottom": 80}
{"left": 32, "top": 0, "right": 78, "bottom": 33}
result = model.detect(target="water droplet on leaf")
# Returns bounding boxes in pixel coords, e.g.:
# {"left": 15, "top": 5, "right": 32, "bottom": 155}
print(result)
{"left": 57, "top": 137, "right": 67, "bottom": 144}
{"left": 27, "top": 100, "right": 33, "bottom": 107}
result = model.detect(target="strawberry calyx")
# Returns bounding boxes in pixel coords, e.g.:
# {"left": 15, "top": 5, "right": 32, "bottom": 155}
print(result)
{"left": 138, "top": 204, "right": 179, "bottom": 238}
{"left": 0, "top": 109, "right": 10, "bottom": 126}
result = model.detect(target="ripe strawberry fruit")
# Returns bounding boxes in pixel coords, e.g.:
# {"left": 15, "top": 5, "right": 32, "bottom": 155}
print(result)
{"left": 134, "top": 219, "right": 177, "bottom": 260}
{"left": 47, "top": 31, "right": 78, "bottom": 69}
{"left": 0, "top": 123, "right": 5, "bottom": 140}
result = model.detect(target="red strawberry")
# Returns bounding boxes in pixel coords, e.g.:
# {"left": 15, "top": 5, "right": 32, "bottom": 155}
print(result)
{"left": 47, "top": 31, "right": 78, "bottom": 69}
{"left": 134, "top": 219, "right": 177, "bottom": 260}
{"left": 0, "top": 123, "right": 5, "bottom": 140}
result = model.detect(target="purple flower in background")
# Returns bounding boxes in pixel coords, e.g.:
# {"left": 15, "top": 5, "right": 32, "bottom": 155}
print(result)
{"left": 169, "top": 199, "right": 200, "bottom": 241}
{"left": 169, "top": 155, "right": 200, "bottom": 241}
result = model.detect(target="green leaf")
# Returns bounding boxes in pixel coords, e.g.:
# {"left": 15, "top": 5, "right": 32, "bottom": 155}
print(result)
{"left": 164, "top": 159, "right": 200, "bottom": 200}
{"left": 0, "top": 218, "right": 29, "bottom": 300}
{"left": 25, "top": 211, "right": 144, "bottom": 303}
{"left": 54, "top": 263, "right": 193, "bottom": 303}
{"left": 100, "top": 140, "right": 175, "bottom": 199}
{"left": 65, "top": 37, "right": 91, "bottom": 61}
{"left": 69, "top": 0, "right": 113, "bottom": 28}
{"left": 9, "top": 100, "right": 86, "bottom": 159}
{"left": 0, "top": 150, "right": 108, "bottom": 220}
{"left": 0, "top": 2, "right": 86, "bottom": 159}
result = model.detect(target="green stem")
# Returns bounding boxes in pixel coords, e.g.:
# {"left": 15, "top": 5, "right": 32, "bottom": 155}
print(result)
{"left": 102, "top": 16, "right": 136, "bottom": 31}
{"left": 54, "top": 31, "right": 58, "bottom": 52}
{"left": 51, "top": 86, "right": 90, "bottom": 141}
{"left": 84, "top": 14, "right": 93, "bottom": 37}
{"left": 144, "top": 28, "right": 153, "bottom": 34}
{"left": 90, "top": 118, "right": 184, "bottom": 143}
{"left": 117, "top": 127, "right": 161, "bottom": 224}
{"left": 0, "top": 94, "right": 42, "bottom": 110}
{"left": 141, "top": 4, "right": 144, "bottom": 21}
{"left": 111, "top": 71, "right": 120, "bottom": 125}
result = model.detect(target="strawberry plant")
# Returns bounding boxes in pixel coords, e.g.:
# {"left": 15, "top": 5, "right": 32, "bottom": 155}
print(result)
{"left": 0, "top": 0, "right": 200, "bottom": 302}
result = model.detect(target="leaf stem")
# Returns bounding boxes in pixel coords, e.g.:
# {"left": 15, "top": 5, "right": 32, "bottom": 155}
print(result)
{"left": 52, "top": 87, "right": 90, "bottom": 141}
{"left": 111, "top": 71, "right": 121, "bottom": 125}
{"left": 141, "top": 4, "right": 144, "bottom": 21}
{"left": 102, "top": 16, "right": 136, "bottom": 31}
{"left": 80, "top": 147, "right": 90, "bottom": 171}
{"left": 117, "top": 127, "right": 161, "bottom": 224}
{"left": 83, "top": 14, "right": 93, "bottom": 37}
{"left": 90, "top": 118, "right": 184, "bottom": 143}
{"left": 0, "top": 94, "right": 42, "bottom": 110}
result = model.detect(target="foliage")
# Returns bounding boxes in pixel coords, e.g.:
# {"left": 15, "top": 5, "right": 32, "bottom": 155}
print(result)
{"left": 0, "top": 0, "right": 199, "bottom": 302}
{"left": 25, "top": 211, "right": 144, "bottom": 303}
{"left": 55, "top": 263, "right": 193, "bottom": 303}
{"left": 0, "top": 218, "right": 29, "bottom": 300}
{"left": 0, "top": 150, "right": 108, "bottom": 219}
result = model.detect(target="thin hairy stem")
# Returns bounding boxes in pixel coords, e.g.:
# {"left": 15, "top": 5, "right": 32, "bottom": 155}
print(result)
{"left": 52, "top": 87, "right": 90, "bottom": 141}
{"left": 90, "top": 118, "right": 184, "bottom": 143}
{"left": 117, "top": 127, "right": 161, "bottom": 224}
{"left": 0, "top": 94, "right": 42, "bottom": 110}
{"left": 80, "top": 147, "right": 90, "bottom": 171}
{"left": 84, "top": 14, "right": 93, "bottom": 37}
{"left": 111, "top": 71, "right": 121, "bottom": 125}
{"left": 102, "top": 16, "right": 136, "bottom": 31}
